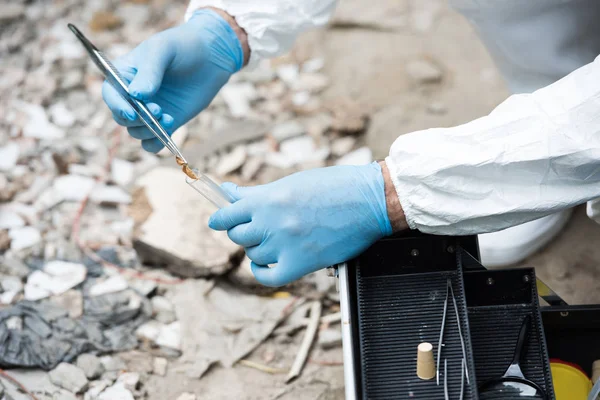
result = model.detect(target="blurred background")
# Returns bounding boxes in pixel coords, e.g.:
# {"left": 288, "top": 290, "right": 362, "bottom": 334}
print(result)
{"left": 1, "top": 0, "right": 599, "bottom": 399}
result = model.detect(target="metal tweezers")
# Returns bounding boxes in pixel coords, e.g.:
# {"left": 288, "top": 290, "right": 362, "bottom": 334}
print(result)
{"left": 68, "top": 23, "right": 187, "bottom": 164}
{"left": 438, "top": 278, "right": 468, "bottom": 400}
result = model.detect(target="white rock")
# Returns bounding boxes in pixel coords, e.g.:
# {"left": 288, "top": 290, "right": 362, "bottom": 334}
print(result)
{"left": 292, "top": 91, "right": 311, "bottom": 106}
{"left": 135, "top": 320, "right": 164, "bottom": 342}
{"left": 77, "top": 354, "right": 105, "bottom": 380}
{"left": 53, "top": 174, "right": 96, "bottom": 202}
{"left": 8, "top": 226, "right": 41, "bottom": 251}
{"left": 13, "top": 100, "right": 65, "bottom": 139}
{"left": 0, "top": 291, "right": 19, "bottom": 305}
{"left": 0, "top": 143, "right": 19, "bottom": 172}
{"left": 302, "top": 58, "right": 325, "bottom": 73}
{"left": 24, "top": 261, "right": 87, "bottom": 301}
{"left": 221, "top": 83, "right": 258, "bottom": 118}
{"left": 49, "top": 363, "right": 89, "bottom": 394}
{"left": 1, "top": 276, "right": 23, "bottom": 293}
{"left": 49, "top": 102, "right": 76, "bottom": 128}
{"left": 158, "top": 126, "right": 188, "bottom": 158}
{"left": 111, "top": 159, "right": 134, "bottom": 187}
{"left": 279, "top": 136, "right": 330, "bottom": 165}
{"left": 133, "top": 167, "right": 240, "bottom": 278}
{"left": 176, "top": 394, "right": 197, "bottom": 400}
{"left": 276, "top": 64, "right": 300, "bottom": 86}
{"left": 292, "top": 73, "right": 329, "bottom": 93}
{"left": 153, "top": 357, "right": 168, "bottom": 376}
{"left": 335, "top": 147, "right": 373, "bottom": 166}
{"left": 98, "top": 383, "right": 134, "bottom": 400}
{"left": 331, "top": 136, "right": 357, "bottom": 157}
{"left": 241, "top": 157, "right": 263, "bottom": 181}
{"left": 427, "top": 101, "right": 447, "bottom": 115}
{"left": 318, "top": 328, "right": 343, "bottom": 349}
{"left": 89, "top": 275, "right": 129, "bottom": 297}
{"left": 0, "top": 208, "right": 25, "bottom": 230}
{"left": 246, "top": 140, "right": 271, "bottom": 156}
{"left": 271, "top": 121, "right": 305, "bottom": 142}
{"left": 156, "top": 321, "right": 181, "bottom": 350}
{"left": 405, "top": 59, "right": 443, "bottom": 84}
{"left": 84, "top": 379, "right": 112, "bottom": 400}
{"left": 15, "top": 175, "right": 52, "bottom": 203}
{"left": 129, "top": 279, "right": 157, "bottom": 297}
{"left": 264, "top": 152, "right": 294, "bottom": 169}
{"left": 6, "top": 316, "right": 22, "bottom": 330}
{"left": 215, "top": 146, "right": 247, "bottom": 176}
{"left": 68, "top": 163, "right": 104, "bottom": 178}
{"left": 151, "top": 296, "right": 174, "bottom": 313}
{"left": 51, "top": 289, "right": 83, "bottom": 319}
{"left": 116, "top": 372, "right": 140, "bottom": 391}
{"left": 90, "top": 185, "right": 132, "bottom": 205}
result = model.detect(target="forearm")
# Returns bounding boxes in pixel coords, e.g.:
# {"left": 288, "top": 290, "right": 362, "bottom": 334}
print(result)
{"left": 202, "top": 7, "right": 250, "bottom": 66}
{"left": 186, "top": 0, "right": 338, "bottom": 67}
{"left": 385, "top": 55, "right": 600, "bottom": 236}
{"left": 379, "top": 161, "right": 408, "bottom": 232}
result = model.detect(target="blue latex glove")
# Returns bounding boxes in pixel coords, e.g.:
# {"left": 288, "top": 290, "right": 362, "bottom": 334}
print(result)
{"left": 208, "top": 162, "right": 393, "bottom": 287}
{"left": 102, "top": 9, "right": 244, "bottom": 153}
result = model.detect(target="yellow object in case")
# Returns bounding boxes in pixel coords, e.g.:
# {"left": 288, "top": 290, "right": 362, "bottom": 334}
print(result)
{"left": 551, "top": 361, "right": 592, "bottom": 400}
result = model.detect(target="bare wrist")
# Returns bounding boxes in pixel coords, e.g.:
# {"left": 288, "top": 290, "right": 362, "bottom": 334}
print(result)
{"left": 379, "top": 160, "right": 409, "bottom": 232}
{"left": 203, "top": 7, "right": 250, "bottom": 66}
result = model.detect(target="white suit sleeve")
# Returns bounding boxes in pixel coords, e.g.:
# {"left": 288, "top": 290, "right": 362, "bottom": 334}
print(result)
{"left": 386, "top": 55, "right": 600, "bottom": 236}
{"left": 185, "top": 0, "right": 338, "bottom": 68}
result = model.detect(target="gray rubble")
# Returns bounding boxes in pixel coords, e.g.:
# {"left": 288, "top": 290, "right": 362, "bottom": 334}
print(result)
{"left": 76, "top": 354, "right": 105, "bottom": 380}
{"left": 49, "top": 362, "right": 89, "bottom": 393}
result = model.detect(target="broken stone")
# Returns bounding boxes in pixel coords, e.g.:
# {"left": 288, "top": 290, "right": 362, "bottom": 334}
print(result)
{"left": 89, "top": 275, "right": 129, "bottom": 297}
{"left": 8, "top": 226, "right": 41, "bottom": 251}
{"left": 215, "top": 146, "right": 247, "bottom": 177}
{"left": 0, "top": 230, "right": 10, "bottom": 252}
{"left": 241, "top": 156, "right": 263, "bottom": 181}
{"left": 101, "top": 355, "right": 127, "bottom": 372}
{"left": 292, "top": 73, "right": 330, "bottom": 93}
{"left": 110, "top": 159, "right": 134, "bottom": 189}
{"left": 246, "top": 140, "right": 272, "bottom": 157}
{"left": 406, "top": 59, "right": 443, "bottom": 84}
{"left": 49, "top": 363, "right": 89, "bottom": 394}
{"left": 0, "top": 290, "right": 19, "bottom": 305}
{"left": 276, "top": 64, "right": 300, "bottom": 86}
{"left": 152, "top": 297, "right": 177, "bottom": 324}
{"left": 278, "top": 135, "right": 330, "bottom": 165}
{"left": 49, "top": 102, "right": 76, "bottom": 128}
{"left": 318, "top": 328, "right": 343, "bottom": 349}
{"left": 97, "top": 383, "right": 134, "bottom": 400}
{"left": 1, "top": 275, "right": 23, "bottom": 293}
{"left": 0, "top": 255, "right": 29, "bottom": 278}
{"left": 0, "top": 143, "right": 19, "bottom": 172}
{"left": 89, "top": 11, "right": 123, "bottom": 31}
{"left": 13, "top": 100, "right": 65, "bottom": 139}
{"left": 331, "top": 136, "right": 357, "bottom": 157}
{"left": 4, "top": 369, "right": 60, "bottom": 400}
{"left": 77, "top": 354, "right": 105, "bottom": 380}
{"left": 153, "top": 357, "right": 168, "bottom": 376}
{"left": 90, "top": 184, "right": 132, "bottom": 206}
{"left": 135, "top": 320, "right": 163, "bottom": 343}
{"left": 36, "top": 174, "right": 96, "bottom": 210}
{"left": 156, "top": 321, "right": 181, "bottom": 351}
{"left": 132, "top": 167, "right": 240, "bottom": 278}
{"left": 221, "top": 82, "right": 258, "bottom": 118}
{"left": 50, "top": 289, "right": 83, "bottom": 319}
{"left": 327, "top": 98, "right": 368, "bottom": 133}
{"left": 84, "top": 380, "right": 112, "bottom": 400}
{"left": 0, "top": 208, "right": 25, "bottom": 230}
{"left": 186, "top": 120, "right": 268, "bottom": 158}
{"left": 129, "top": 279, "right": 157, "bottom": 297}
{"left": 116, "top": 372, "right": 140, "bottom": 392}
{"left": 176, "top": 393, "right": 197, "bottom": 400}
{"left": 24, "top": 261, "right": 87, "bottom": 301}
{"left": 271, "top": 120, "right": 306, "bottom": 142}
{"left": 60, "top": 69, "right": 84, "bottom": 90}
{"left": 335, "top": 147, "right": 373, "bottom": 166}
{"left": 302, "top": 58, "right": 325, "bottom": 73}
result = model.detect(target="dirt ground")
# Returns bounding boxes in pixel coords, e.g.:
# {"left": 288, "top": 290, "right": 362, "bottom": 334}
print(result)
{"left": 146, "top": 1, "right": 600, "bottom": 399}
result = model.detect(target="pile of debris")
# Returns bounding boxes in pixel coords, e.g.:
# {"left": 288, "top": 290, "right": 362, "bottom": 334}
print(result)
{"left": 0, "top": 0, "right": 379, "bottom": 398}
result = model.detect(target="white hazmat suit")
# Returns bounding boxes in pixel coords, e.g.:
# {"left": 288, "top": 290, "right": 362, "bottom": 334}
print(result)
{"left": 186, "top": 0, "right": 600, "bottom": 265}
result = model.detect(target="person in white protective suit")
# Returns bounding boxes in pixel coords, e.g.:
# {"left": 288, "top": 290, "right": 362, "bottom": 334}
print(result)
{"left": 101, "top": 0, "right": 600, "bottom": 287}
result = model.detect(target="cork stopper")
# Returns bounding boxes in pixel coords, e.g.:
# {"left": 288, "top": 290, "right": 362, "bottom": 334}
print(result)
{"left": 592, "top": 360, "right": 600, "bottom": 383}
{"left": 417, "top": 342, "right": 435, "bottom": 380}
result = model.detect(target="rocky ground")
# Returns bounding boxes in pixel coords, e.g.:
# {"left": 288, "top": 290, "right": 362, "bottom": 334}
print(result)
{"left": 1, "top": 0, "right": 599, "bottom": 399}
